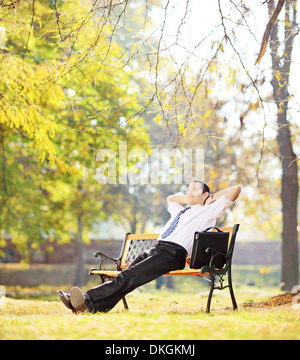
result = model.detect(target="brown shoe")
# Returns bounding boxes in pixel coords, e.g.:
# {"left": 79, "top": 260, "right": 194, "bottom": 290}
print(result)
{"left": 57, "top": 290, "right": 76, "bottom": 313}
{"left": 70, "top": 287, "right": 87, "bottom": 314}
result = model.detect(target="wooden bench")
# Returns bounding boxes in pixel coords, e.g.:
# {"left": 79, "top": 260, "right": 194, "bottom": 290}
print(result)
{"left": 89, "top": 224, "right": 240, "bottom": 313}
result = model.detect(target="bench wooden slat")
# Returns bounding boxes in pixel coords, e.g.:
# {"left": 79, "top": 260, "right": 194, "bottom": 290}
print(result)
{"left": 163, "top": 269, "right": 210, "bottom": 276}
{"left": 89, "top": 269, "right": 210, "bottom": 277}
{"left": 126, "top": 234, "right": 160, "bottom": 240}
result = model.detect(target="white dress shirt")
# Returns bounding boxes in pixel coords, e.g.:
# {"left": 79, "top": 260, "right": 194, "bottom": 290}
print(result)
{"left": 157, "top": 194, "right": 234, "bottom": 256}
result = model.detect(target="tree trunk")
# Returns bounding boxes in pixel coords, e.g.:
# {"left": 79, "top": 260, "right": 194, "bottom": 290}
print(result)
{"left": 277, "top": 107, "right": 299, "bottom": 290}
{"left": 74, "top": 214, "right": 86, "bottom": 287}
{"left": 269, "top": 0, "right": 299, "bottom": 291}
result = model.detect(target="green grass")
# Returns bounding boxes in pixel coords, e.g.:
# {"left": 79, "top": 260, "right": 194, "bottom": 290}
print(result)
{"left": 1, "top": 288, "right": 299, "bottom": 340}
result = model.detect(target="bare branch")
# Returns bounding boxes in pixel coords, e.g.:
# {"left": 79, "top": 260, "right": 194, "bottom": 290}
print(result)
{"left": 0, "top": 0, "right": 21, "bottom": 8}
{"left": 255, "top": 0, "right": 286, "bottom": 65}
{"left": 22, "top": 0, "right": 36, "bottom": 59}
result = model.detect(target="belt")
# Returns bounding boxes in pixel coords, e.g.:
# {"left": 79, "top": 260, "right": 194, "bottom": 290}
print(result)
{"left": 157, "top": 241, "right": 187, "bottom": 256}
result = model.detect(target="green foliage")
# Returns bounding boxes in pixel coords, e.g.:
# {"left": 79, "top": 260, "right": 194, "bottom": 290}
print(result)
{"left": 0, "top": 0, "right": 150, "bottom": 261}
{"left": 0, "top": 54, "right": 62, "bottom": 165}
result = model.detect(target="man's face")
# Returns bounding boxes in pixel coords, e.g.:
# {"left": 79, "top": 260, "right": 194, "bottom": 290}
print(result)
{"left": 186, "top": 182, "right": 209, "bottom": 206}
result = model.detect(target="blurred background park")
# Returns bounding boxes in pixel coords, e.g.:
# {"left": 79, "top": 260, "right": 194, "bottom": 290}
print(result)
{"left": 0, "top": 0, "right": 299, "bottom": 297}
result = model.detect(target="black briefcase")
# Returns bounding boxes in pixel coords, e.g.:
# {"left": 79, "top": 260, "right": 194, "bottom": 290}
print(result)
{"left": 190, "top": 227, "right": 229, "bottom": 269}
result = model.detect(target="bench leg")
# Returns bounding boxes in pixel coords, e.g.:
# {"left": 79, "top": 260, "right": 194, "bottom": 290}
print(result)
{"left": 228, "top": 268, "right": 238, "bottom": 311}
{"left": 122, "top": 297, "right": 129, "bottom": 310}
{"left": 206, "top": 274, "right": 215, "bottom": 313}
{"left": 98, "top": 275, "right": 129, "bottom": 311}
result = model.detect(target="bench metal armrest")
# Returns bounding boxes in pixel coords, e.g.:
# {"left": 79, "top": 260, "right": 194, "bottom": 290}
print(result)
{"left": 201, "top": 247, "right": 232, "bottom": 273}
{"left": 94, "top": 251, "right": 121, "bottom": 270}
{"left": 205, "top": 247, "right": 230, "bottom": 258}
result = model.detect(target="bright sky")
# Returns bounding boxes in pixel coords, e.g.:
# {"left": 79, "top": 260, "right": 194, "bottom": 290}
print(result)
{"left": 149, "top": 0, "right": 300, "bottom": 136}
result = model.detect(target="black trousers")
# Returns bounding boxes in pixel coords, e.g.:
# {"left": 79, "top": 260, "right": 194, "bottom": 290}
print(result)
{"left": 86, "top": 241, "right": 187, "bottom": 313}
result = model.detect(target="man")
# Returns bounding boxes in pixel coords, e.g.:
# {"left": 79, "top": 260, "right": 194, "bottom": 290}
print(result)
{"left": 58, "top": 180, "right": 241, "bottom": 314}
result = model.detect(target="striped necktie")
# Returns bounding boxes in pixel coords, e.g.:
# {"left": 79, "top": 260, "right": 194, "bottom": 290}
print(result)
{"left": 161, "top": 207, "right": 191, "bottom": 239}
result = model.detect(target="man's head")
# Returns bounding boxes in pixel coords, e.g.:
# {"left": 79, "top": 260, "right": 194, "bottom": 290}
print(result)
{"left": 186, "top": 180, "right": 210, "bottom": 206}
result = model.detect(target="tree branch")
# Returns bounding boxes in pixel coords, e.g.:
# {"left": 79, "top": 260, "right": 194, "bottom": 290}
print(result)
{"left": 255, "top": 0, "right": 286, "bottom": 65}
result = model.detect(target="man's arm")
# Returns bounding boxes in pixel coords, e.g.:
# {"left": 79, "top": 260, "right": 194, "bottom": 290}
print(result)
{"left": 206, "top": 185, "right": 241, "bottom": 204}
{"left": 167, "top": 194, "right": 188, "bottom": 205}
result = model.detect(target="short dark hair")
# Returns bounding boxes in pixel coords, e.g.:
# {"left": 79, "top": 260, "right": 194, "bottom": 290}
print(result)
{"left": 192, "top": 179, "right": 210, "bottom": 193}
{"left": 192, "top": 180, "right": 210, "bottom": 204}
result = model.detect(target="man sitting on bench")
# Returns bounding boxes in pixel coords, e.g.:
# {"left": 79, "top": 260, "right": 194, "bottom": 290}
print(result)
{"left": 58, "top": 180, "right": 241, "bottom": 314}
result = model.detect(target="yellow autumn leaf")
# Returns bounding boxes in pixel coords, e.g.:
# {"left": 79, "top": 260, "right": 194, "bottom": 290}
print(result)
{"left": 0, "top": 54, "right": 68, "bottom": 172}
{"left": 154, "top": 114, "right": 162, "bottom": 125}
